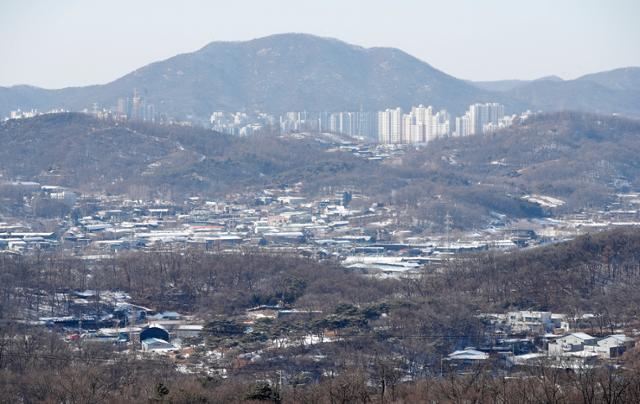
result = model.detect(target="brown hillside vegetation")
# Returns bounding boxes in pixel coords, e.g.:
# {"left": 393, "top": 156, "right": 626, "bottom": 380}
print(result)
{"left": 1, "top": 112, "right": 640, "bottom": 229}
{"left": 2, "top": 228, "right": 640, "bottom": 402}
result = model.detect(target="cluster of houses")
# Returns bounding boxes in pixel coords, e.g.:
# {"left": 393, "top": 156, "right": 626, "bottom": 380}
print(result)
{"left": 38, "top": 291, "right": 330, "bottom": 364}
{"left": 2, "top": 176, "right": 639, "bottom": 281}
{"left": 445, "top": 310, "right": 637, "bottom": 370}
{"left": 33, "top": 288, "right": 203, "bottom": 355}
{"left": 131, "top": 308, "right": 638, "bottom": 373}
{"left": 18, "top": 285, "right": 640, "bottom": 377}
{"left": 0, "top": 180, "right": 551, "bottom": 277}
{"left": 0, "top": 227, "right": 57, "bottom": 252}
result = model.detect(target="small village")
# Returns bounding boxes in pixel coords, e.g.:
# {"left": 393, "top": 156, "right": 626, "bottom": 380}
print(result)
{"left": 2, "top": 174, "right": 640, "bottom": 276}
{"left": 22, "top": 283, "right": 640, "bottom": 380}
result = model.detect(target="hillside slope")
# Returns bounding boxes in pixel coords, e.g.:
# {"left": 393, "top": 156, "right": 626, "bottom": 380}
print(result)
{"left": 576, "top": 67, "right": 640, "bottom": 91}
{"left": 470, "top": 67, "right": 640, "bottom": 117}
{"left": 0, "top": 113, "right": 369, "bottom": 198}
{"left": 2, "top": 112, "right": 639, "bottom": 229}
{"left": 396, "top": 112, "right": 640, "bottom": 222}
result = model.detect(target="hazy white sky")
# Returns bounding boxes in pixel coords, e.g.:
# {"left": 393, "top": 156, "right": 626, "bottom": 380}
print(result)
{"left": 1, "top": 0, "right": 639, "bottom": 88}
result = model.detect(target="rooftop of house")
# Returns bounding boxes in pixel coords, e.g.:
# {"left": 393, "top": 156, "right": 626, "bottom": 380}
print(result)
{"left": 447, "top": 348, "right": 490, "bottom": 361}
{"left": 569, "top": 332, "right": 597, "bottom": 341}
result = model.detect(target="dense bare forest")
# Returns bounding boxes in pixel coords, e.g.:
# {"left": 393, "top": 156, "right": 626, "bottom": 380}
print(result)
{"left": 3, "top": 228, "right": 639, "bottom": 319}
{"left": 3, "top": 334, "right": 640, "bottom": 404}
{"left": 2, "top": 228, "right": 640, "bottom": 402}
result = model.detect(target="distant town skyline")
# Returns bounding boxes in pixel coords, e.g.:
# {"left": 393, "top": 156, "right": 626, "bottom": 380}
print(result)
{"left": 1, "top": 0, "right": 639, "bottom": 89}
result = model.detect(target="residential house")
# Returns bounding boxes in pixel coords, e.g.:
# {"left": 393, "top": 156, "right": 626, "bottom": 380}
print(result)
{"left": 548, "top": 332, "right": 598, "bottom": 357}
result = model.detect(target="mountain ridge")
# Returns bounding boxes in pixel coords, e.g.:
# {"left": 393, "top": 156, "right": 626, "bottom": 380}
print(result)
{"left": 471, "top": 67, "right": 640, "bottom": 93}
{"left": 1, "top": 34, "right": 638, "bottom": 119}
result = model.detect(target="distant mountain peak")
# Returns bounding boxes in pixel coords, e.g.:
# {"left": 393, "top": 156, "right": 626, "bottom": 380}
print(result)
{"left": 534, "top": 75, "right": 564, "bottom": 82}
{"left": 2, "top": 33, "right": 505, "bottom": 118}
{"left": 0, "top": 34, "right": 638, "bottom": 119}
{"left": 199, "top": 33, "right": 365, "bottom": 53}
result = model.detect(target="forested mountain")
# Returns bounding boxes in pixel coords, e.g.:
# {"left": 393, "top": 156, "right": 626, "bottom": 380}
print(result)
{"left": 507, "top": 79, "right": 640, "bottom": 117}
{"left": 470, "top": 67, "right": 640, "bottom": 117}
{"left": 397, "top": 111, "right": 640, "bottom": 221}
{"left": 0, "top": 113, "right": 369, "bottom": 198}
{"left": 1, "top": 34, "right": 638, "bottom": 120}
{"left": 576, "top": 67, "right": 640, "bottom": 91}
{"left": 0, "top": 34, "right": 510, "bottom": 119}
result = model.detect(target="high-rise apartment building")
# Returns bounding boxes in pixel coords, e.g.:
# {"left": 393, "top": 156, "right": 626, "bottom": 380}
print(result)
{"left": 468, "top": 103, "right": 504, "bottom": 135}
{"left": 389, "top": 108, "right": 403, "bottom": 144}
{"left": 455, "top": 114, "right": 471, "bottom": 137}
{"left": 375, "top": 102, "right": 507, "bottom": 143}
{"left": 357, "top": 111, "right": 377, "bottom": 138}
{"left": 377, "top": 108, "right": 403, "bottom": 144}
{"left": 402, "top": 115, "right": 413, "bottom": 144}
{"left": 377, "top": 110, "right": 391, "bottom": 144}
{"left": 377, "top": 105, "right": 452, "bottom": 144}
